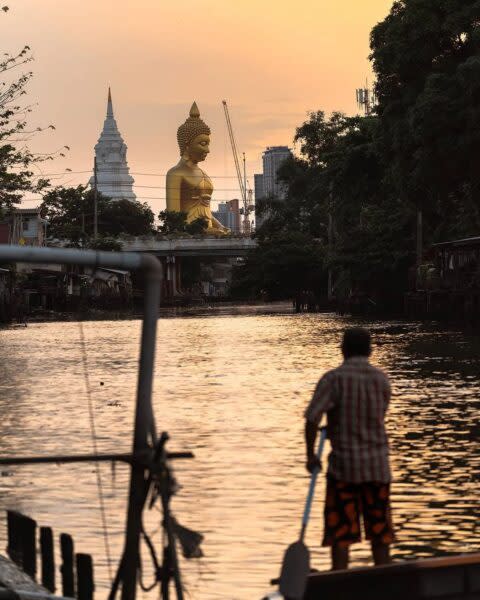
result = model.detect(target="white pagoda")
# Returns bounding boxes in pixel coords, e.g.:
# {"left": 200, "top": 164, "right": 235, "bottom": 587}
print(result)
{"left": 89, "top": 88, "right": 136, "bottom": 201}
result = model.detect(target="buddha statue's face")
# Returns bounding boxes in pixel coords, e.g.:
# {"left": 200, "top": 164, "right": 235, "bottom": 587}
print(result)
{"left": 186, "top": 134, "right": 210, "bottom": 163}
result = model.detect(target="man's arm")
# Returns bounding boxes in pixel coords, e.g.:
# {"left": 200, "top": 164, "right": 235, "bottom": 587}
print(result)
{"left": 304, "top": 373, "right": 334, "bottom": 473}
{"left": 305, "top": 418, "right": 322, "bottom": 473}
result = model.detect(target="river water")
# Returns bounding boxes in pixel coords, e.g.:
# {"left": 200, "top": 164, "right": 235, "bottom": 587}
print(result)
{"left": 0, "top": 307, "right": 478, "bottom": 599}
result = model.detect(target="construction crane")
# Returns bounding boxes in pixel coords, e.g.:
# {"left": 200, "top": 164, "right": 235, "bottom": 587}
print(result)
{"left": 222, "top": 100, "right": 253, "bottom": 235}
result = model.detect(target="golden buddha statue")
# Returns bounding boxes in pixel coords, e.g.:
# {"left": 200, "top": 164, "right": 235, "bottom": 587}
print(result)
{"left": 166, "top": 102, "right": 229, "bottom": 234}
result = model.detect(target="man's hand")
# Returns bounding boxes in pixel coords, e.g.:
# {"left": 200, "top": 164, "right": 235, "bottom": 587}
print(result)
{"left": 306, "top": 455, "right": 322, "bottom": 474}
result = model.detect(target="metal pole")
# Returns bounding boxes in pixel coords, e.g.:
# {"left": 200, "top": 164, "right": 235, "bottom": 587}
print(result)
{"left": 120, "top": 254, "right": 161, "bottom": 600}
{"left": 0, "top": 245, "right": 163, "bottom": 600}
{"left": 0, "top": 245, "right": 144, "bottom": 272}
{"left": 93, "top": 157, "right": 98, "bottom": 240}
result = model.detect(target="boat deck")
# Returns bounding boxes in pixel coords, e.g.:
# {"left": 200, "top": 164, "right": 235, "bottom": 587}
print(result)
{"left": 304, "top": 553, "right": 480, "bottom": 599}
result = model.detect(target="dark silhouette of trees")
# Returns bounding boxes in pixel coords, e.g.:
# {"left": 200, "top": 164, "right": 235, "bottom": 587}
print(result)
{"left": 236, "top": 0, "right": 480, "bottom": 310}
{"left": 158, "top": 210, "right": 209, "bottom": 235}
{"left": 40, "top": 186, "right": 155, "bottom": 245}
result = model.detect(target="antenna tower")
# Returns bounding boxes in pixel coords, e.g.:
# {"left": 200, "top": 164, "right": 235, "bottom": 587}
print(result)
{"left": 355, "top": 80, "right": 376, "bottom": 116}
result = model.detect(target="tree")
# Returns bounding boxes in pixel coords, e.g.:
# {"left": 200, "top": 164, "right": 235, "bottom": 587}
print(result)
{"left": 0, "top": 7, "right": 66, "bottom": 212}
{"left": 186, "top": 216, "right": 209, "bottom": 235}
{"left": 158, "top": 210, "right": 188, "bottom": 234}
{"left": 40, "top": 186, "right": 155, "bottom": 245}
{"left": 233, "top": 230, "right": 325, "bottom": 300}
{"left": 88, "top": 236, "right": 122, "bottom": 252}
{"left": 99, "top": 197, "right": 155, "bottom": 237}
{"left": 370, "top": 0, "right": 480, "bottom": 246}
{"left": 240, "top": 0, "right": 480, "bottom": 311}
{"left": 158, "top": 210, "right": 209, "bottom": 235}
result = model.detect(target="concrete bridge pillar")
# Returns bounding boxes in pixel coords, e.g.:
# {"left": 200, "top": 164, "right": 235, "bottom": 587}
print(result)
{"left": 165, "top": 256, "right": 176, "bottom": 296}
{"left": 165, "top": 255, "right": 181, "bottom": 297}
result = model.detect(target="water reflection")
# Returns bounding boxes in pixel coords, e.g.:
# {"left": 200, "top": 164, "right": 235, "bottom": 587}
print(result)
{"left": 0, "top": 311, "right": 478, "bottom": 599}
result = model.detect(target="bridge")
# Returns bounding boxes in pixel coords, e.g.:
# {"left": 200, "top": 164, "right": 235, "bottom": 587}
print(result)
{"left": 122, "top": 236, "right": 257, "bottom": 297}
{"left": 123, "top": 236, "right": 257, "bottom": 257}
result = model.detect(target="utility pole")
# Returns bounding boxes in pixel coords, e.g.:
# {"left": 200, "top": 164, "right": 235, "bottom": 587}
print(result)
{"left": 416, "top": 206, "right": 423, "bottom": 280}
{"left": 93, "top": 156, "right": 98, "bottom": 240}
{"left": 242, "top": 153, "right": 250, "bottom": 234}
{"left": 328, "top": 183, "right": 334, "bottom": 301}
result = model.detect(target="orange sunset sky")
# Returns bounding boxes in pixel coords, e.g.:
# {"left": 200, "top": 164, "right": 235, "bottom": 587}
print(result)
{"left": 2, "top": 0, "right": 394, "bottom": 214}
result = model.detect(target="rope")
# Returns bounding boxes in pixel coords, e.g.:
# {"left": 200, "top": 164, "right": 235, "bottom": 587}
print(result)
{"left": 78, "top": 320, "right": 113, "bottom": 582}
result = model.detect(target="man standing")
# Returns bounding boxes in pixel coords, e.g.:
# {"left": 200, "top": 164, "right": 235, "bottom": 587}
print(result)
{"left": 304, "top": 327, "right": 394, "bottom": 570}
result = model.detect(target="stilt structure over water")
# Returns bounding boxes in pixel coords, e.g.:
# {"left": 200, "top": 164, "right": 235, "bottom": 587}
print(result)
{"left": 89, "top": 88, "right": 136, "bottom": 201}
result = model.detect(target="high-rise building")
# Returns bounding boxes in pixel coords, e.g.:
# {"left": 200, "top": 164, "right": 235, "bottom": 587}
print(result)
{"left": 262, "top": 146, "right": 292, "bottom": 199}
{"left": 254, "top": 146, "right": 292, "bottom": 228}
{"left": 213, "top": 199, "right": 240, "bottom": 233}
{"left": 254, "top": 174, "right": 264, "bottom": 202}
{"left": 254, "top": 174, "right": 265, "bottom": 229}
{"left": 89, "top": 88, "right": 136, "bottom": 201}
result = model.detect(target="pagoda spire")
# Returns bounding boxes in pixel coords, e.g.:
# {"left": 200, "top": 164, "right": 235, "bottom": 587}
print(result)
{"left": 90, "top": 88, "right": 135, "bottom": 201}
{"left": 107, "top": 87, "right": 114, "bottom": 118}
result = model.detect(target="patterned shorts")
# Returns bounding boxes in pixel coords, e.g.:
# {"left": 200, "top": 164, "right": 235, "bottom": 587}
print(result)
{"left": 322, "top": 476, "right": 395, "bottom": 547}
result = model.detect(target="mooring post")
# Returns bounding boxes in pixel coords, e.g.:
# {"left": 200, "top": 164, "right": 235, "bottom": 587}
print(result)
{"left": 76, "top": 554, "right": 94, "bottom": 600}
{"left": 40, "top": 527, "right": 55, "bottom": 592}
{"left": 20, "top": 514, "right": 37, "bottom": 580}
{"left": 60, "top": 533, "right": 75, "bottom": 598}
{"left": 7, "top": 511, "right": 22, "bottom": 566}
{"left": 6, "top": 511, "right": 37, "bottom": 578}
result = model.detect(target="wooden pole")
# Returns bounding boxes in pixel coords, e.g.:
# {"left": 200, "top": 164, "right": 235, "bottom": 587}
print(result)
{"left": 76, "top": 554, "right": 94, "bottom": 600}
{"left": 416, "top": 208, "right": 423, "bottom": 265}
{"left": 328, "top": 184, "right": 334, "bottom": 301}
{"left": 416, "top": 208, "right": 423, "bottom": 290}
{"left": 7, "top": 511, "right": 22, "bottom": 566}
{"left": 20, "top": 515, "right": 37, "bottom": 580}
{"left": 60, "top": 534, "right": 75, "bottom": 598}
{"left": 40, "top": 527, "right": 55, "bottom": 592}
{"left": 7, "top": 512, "right": 36, "bottom": 579}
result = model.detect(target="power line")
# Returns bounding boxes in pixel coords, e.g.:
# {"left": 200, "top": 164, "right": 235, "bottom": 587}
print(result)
{"left": 30, "top": 170, "right": 274, "bottom": 179}
{"left": 17, "top": 196, "right": 239, "bottom": 203}
{"left": 30, "top": 170, "right": 92, "bottom": 177}
{"left": 134, "top": 185, "right": 243, "bottom": 191}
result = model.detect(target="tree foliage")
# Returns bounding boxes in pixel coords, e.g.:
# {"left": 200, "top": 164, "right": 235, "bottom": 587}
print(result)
{"left": 238, "top": 0, "right": 480, "bottom": 309}
{"left": 0, "top": 8, "right": 66, "bottom": 212}
{"left": 40, "top": 186, "right": 155, "bottom": 245}
{"left": 158, "top": 209, "right": 209, "bottom": 235}
{"left": 370, "top": 0, "right": 480, "bottom": 231}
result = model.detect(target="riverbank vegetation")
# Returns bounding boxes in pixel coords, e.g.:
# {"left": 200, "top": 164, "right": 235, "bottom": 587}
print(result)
{"left": 234, "top": 0, "right": 480, "bottom": 312}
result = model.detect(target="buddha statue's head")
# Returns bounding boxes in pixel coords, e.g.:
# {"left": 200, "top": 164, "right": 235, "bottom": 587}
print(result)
{"left": 177, "top": 102, "right": 211, "bottom": 163}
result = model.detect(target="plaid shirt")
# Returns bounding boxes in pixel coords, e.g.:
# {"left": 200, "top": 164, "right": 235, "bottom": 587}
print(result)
{"left": 305, "top": 356, "right": 391, "bottom": 483}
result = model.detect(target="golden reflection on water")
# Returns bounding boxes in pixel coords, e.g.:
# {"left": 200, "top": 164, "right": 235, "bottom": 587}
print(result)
{"left": 0, "top": 309, "right": 479, "bottom": 599}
